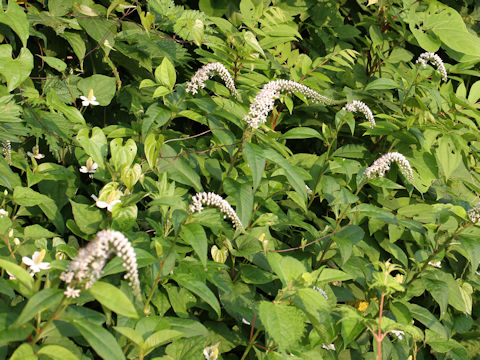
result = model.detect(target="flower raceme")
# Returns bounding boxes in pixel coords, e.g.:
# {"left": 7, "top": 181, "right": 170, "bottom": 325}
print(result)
{"left": 60, "top": 230, "right": 140, "bottom": 298}
{"left": 244, "top": 80, "right": 334, "bottom": 129}
{"left": 186, "top": 62, "right": 238, "bottom": 98}
{"left": 416, "top": 52, "right": 448, "bottom": 82}
{"left": 342, "top": 100, "right": 376, "bottom": 128}
{"left": 189, "top": 192, "right": 244, "bottom": 231}
{"left": 364, "top": 152, "right": 414, "bottom": 181}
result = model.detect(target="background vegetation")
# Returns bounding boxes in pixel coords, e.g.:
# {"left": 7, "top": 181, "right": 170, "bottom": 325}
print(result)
{"left": 1, "top": 0, "right": 480, "bottom": 358}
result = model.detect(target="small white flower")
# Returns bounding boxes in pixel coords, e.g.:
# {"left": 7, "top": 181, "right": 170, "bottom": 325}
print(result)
{"left": 79, "top": 157, "right": 98, "bottom": 177}
{"left": 0, "top": 209, "right": 7, "bottom": 217}
{"left": 306, "top": 185, "right": 313, "bottom": 195}
{"left": 203, "top": 343, "right": 220, "bottom": 360}
{"left": 416, "top": 52, "right": 448, "bottom": 82}
{"left": 91, "top": 183, "right": 123, "bottom": 212}
{"left": 322, "top": 343, "right": 335, "bottom": 351}
{"left": 64, "top": 286, "right": 81, "bottom": 298}
{"left": 22, "top": 250, "right": 50, "bottom": 275}
{"left": 390, "top": 330, "right": 405, "bottom": 340}
{"left": 468, "top": 205, "right": 480, "bottom": 224}
{"left": 190, "top": 192, "right": 244, "bottom": 231}
{"left": 428, "top": 261, "right": 442, "bottom": 268}
{"left": 80, "top": 89, "right": 100, "bottom": 107}
{"left": 343, "top": 100, "right": 376, "bottom": 128}
{"left": 364, "top": 152, "right": 413, "bottom": 181}
{"left": 27, "top": 146, "right": 45, "bottom": 160}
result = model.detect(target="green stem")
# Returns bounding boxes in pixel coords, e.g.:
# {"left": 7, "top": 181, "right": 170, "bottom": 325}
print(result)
{"left": 32, "top": 297, "right": 69, "bottom": 344}
{"left": 240, "top": 328, "right": 261, "bottom": 360}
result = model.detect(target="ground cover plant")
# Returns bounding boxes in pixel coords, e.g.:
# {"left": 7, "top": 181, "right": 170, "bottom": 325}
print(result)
{"left": 1, "top": 0, "right": 480, "bottom": 358}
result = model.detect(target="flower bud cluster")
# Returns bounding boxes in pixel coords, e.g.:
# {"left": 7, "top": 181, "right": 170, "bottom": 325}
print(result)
{"left": 342, "top": 101, "right": 376, "bottom": 128}
{"left": 189, "top": 192, "right": 244, "bottom": 231}
{"left": 186, "top": 62, "right": 238, "bottom": 97}
{"left": 60, "top": 230, "right": 140, "bottom": 298}
{"left": 416, "top": 52, "right": 448, "bottom": 82}
{"left": 244, "top": 80, "right": 334, "bottom": 129}
{"left": 468, "top": 205, "right": 480, "bottom": 224}
{"left": 364, "top": 152, "right": 413, "bottom": 181}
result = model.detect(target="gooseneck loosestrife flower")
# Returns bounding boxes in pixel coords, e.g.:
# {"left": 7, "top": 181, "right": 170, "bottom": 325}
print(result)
{"left": 244, "top": 80, "right": 335, "bottom": 129}
{"left": 60, "top": 230, "right": 140, "bottom": 298}
{"left": 468, "top": 205, "right": 480, "bottom": 224}
{"left": 186, "top": 62, "right": 238, "bottom": 98}
{"left": 190, "top": 192, "right": 244, "bottom": 231}
{"left": 342, "top": 100, "right": 376, "bottom": 128}
{"left": 364, "top": 152, "right": 414, "bottom": 181}
{"left": 416, "top": 52, "right": 448, "bottom": 82}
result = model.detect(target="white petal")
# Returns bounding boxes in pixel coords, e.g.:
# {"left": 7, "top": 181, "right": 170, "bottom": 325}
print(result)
{"left": 38, "top": 262, "right": 51, "bottom": 270}
{"left": 90, "top": 100, "right": 99, "bottom": 106}
{"left": 91, "top": 163, "right": 99, "bottom": 170}
{"left": 79, "top": 166, "right": 88, "bottom": 173}
{"left": 80, "top": 96, "right": 88, "bottom": 101}
{"left": 96, "top": 201, "right": 109, "bottom": 209}
{"left": 22, "top": 256, "right": 33, "bottom": 266}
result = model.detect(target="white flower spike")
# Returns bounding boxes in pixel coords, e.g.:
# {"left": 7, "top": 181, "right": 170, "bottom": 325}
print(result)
{"left": 416, "top": 52, "right": 448, "bottom": 82}
{"left": 186, "top": 62, "right": 238, "bottom": 97}
{"left": 364, "top": 152, "right": 413, "bottom": 181}
{"left": 22, "top": 250, "right": 51, "bottom": 275}
{"left": 60, "top": 230, "right": 141, "bottom": 298}
{"left": 80, "top": 89, "right": 100, "bottom": 107}
{"left": 190, "top": 192, "right": 244, "bottom": 231}
{"left": 343, "top": 100, "right": 376, "bottom": 128}
{"left": 468, "top": 205, "right": 480, "bottom": 224}
{"left": 244, "top": 80, "right": 334, "bottom": 129}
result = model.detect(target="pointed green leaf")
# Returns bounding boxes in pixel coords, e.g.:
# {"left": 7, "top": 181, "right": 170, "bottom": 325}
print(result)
{"left": 243, "top": 142, "right": 265, "bottom": 190}
{"left": 180, "top": 223, "right": 207, "bottom": 268}
{"left": 88, "top": 281, "right": 139, "bottom": 319}
{"left": 0, "top": 0, "right": 29, "bottom": 47}
{"left": 37, "top": 345, "right": 78, "bottom": 360}
{"left": 173, "top": 274, "right": 221, "bottom": 317}
{"left": 14, "top": 289, "right": 63, "bottom": 326}
{"left": 72, "top": 319, "right": 125, "bottom": 360}
{"left": 0, "top": 45, "right": 33, "bottom": 92}
{"left": 76, "top": 127, "right": 108, "bottom": 168}
{"left": 0, "top": 258, "right": 34, "bottom": 292}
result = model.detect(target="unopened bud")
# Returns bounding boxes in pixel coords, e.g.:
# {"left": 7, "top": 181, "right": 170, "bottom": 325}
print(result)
{"left": 55, "top": 251, "right": 67, "bottom": 260}
{"left": 13, "top": 238, "right": 20, "bottom": 246}
{"left": 3, "top": 190, "right": 7, "bottom": 196}
{"left": 8, "top": 228, "right": 13, "bottom": 238}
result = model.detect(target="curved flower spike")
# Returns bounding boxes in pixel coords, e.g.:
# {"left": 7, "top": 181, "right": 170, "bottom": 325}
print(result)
{"left": 342, "top": 100, "right": 375, "bottom": 128}
{"left": 60, "top": 230, "right": 140, "bottom": 298}
{"left": 190, "top": 192, "right": 244, "bottom": 231}
{"left": 186, "top": 62, "right": 238, "bottom": 98}
{"left": 243, "top": 80, "right": 334, "bottom": 129}
{"left": 364, "top": 152, "right": 413, "bottom": 181}
{"left": 416, "top": 52, "right": 448, "bottom": 82}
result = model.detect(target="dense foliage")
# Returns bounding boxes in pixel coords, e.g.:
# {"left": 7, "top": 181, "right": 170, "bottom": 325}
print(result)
{"left": 1, "top": 0, "right": 480, "bottom": 358}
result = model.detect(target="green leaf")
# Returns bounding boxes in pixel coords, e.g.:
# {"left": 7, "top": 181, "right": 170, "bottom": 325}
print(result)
{"left": 161, "top": 144, "right": 203, "bottom": 192}
{"left": 77, "top": 75, "right": 117, "bottom": 106}
{"left": 0, "top": 156, "right": 21, "bottom": 189}
{"left": 0, "top": 45, "right": 33, "bottom": 92}
{"left": 180, "top": 223, "right": 207, "bottom": 268}
{"left": 144, "top": 133, "right": 164, "bottom": 170}
{"left": 24, "top": 224, "right": 58, "bottom": 239}
{"left": 37, "top": 345, "right": 78, "bottom": 360}
{"left": 310, "top": 268, "right": 353, "bottom": 283}
{"left": 258, "top": 301, "right": 305, "bottom": 350}
{"left": 355, "top": 203, "right": 397, "bottom": 224}
{"left": 112, "top": 203, "right": 138, "bottom": 232}
{"left": 70, "top": 201, "right": 103, "bottom": 235}
{"left": 13, "top": 186, "right": 51, "bottom": 207}
{"left": 424, "top": 277, "right": 449, "bottom": 319}
{"left": 332, "top": 225, "right": 364, "bottom": 264}
{"left": 267, "top": 252, "right": 306, "bottom": 286}
{"left": 114, "top": 326, "right": 144, "bottom": 346}
{"left": 10, "top": 343, "right": 36, "bottom": 360}
{"left": 76, "top": 127, "right": 108, "bottom": 168}
{"left": 407, "top": 303, "right": 449, "bottom": 338}
{"left": 39, "top": 56, "right": 67, "bottom": 72}
{"left": 436, "top": 136, "right": 461, "bottom": 181}
{"left": 364, "top": 78, "right": 399, "bottom": 91}
{"left": 72, "top": 319, "right": 126, "bottom": 360}
{"left": 14, "top": 289, "right": 63, "bottom": 326}
{"left": 173, "top": 273, "right": 221, "bottom": 317}
{"left": 281, "top": 127, "right": 325, "bottom": 141}
{"left": 110, "top": 138, "right": 137, "bottom": 172}
{"left": 243, "top": 142, "right": 265, "bottom": 190}
{"left": 0, "top": 0, "right": 29, "bottom": 47}
{"left": 60, "top": 31, "right": 86, "bottom": 68}
{"left": 264, "top": 148, "right": 307, "bottom": 203}
{"left": 88, "top": 281, "right": 139, "bottom": 318}
{"left": 243, "top": 31, "right": 265, "bottom": 56}
{"left": 240, "top": 264, "right": 278, "bottom": 284}
{"left": 143, "top": 329, "right": 183, "bottom": 350}
{"left": 0, "top": 258, "right": 34, "bottom": 292}
{"left": 77, "top": 17, "right": 116, "bottom": 56}
{"left": 293, "top": 288, "right": 330, "bottom": 329}
{"left": 155, "top": 57, "right": 176, "bottom": 90}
